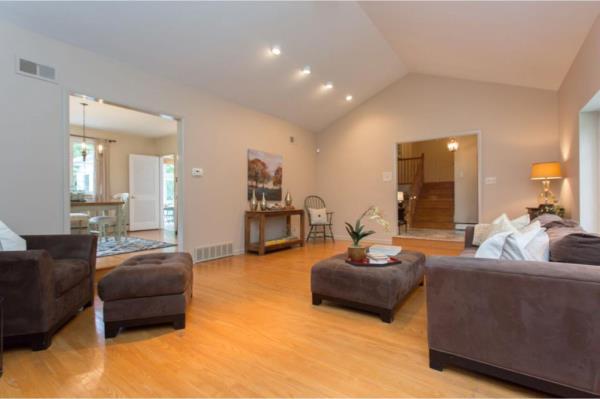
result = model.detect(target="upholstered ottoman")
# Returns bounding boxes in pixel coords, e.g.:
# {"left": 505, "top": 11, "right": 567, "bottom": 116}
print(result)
{"left": 98, "top": 252, "right": 193, "bottom": 338}
{"left": 311, "top": 251, "right": 425, "bottom": 322}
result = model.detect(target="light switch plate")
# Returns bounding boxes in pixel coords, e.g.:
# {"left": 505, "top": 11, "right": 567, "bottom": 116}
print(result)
{"left": 382, "top": 171, "right": 393, "bottom": 182}
{"left": 484, "top": 176, "right": 497, "bottom": 185}
{"left": 192, "top": 168, "right": 204, "bottom": 177}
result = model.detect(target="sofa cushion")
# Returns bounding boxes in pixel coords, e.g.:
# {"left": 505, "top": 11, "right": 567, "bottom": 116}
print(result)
{"left": 54, "top": 258, "right": 89, "bottom": 298}
{"left": 550, "top": 233, "right": 600, "bottom": 265}
{"left": 98, "top": 252, "right": 193, "bottom": 302}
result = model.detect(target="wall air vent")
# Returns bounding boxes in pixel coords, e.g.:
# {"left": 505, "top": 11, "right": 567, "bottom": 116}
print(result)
{"left": 194, "top": 242, "right": 234, "bottom": 262}
{"left": 16, "top": 57, "right": 57, "bottom": 83}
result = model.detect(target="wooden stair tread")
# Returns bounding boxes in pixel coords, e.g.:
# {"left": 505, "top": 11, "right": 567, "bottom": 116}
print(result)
{"left": 411, "top": 181, "right": 455, "bottom": 230}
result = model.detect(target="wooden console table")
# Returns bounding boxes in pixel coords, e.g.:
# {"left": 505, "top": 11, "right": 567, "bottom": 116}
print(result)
{"left": 245, "top": 209, "right": 305, "bottom": 255}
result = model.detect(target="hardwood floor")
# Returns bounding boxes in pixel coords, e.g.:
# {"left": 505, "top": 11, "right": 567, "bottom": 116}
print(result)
{"left": 0, "top": 240, "right": 539, "bottom": 397}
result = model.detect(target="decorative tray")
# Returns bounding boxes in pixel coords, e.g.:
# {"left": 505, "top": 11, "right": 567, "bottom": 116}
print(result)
{"left": 345, "top": 257, "right": 402, "bottom": 267}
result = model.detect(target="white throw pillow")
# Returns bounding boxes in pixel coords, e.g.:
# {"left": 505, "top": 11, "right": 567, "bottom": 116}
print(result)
{"left": 511, "top": 214, "right": 531, "bottom": 230}
{"left": 0, "top": 220, "right": 26, "bottom": 251}
{"left": 523, "top": 229, "right": 550, "bottom": 261}
{"left": 500, "top": 224, "right": 541, "bottom": 260}
{"left": 476, "top": 222, "right": 549, "bottom": 261}
{"left": 475, "top": 231, "right": 512, "bottom": 259}
{"left": 473, "top": 213, "right": 531, "bottom": 246}
{"left": 308, "top": 208, "right": 328, "bottom": 225}
{"left": 487, "top": 214, "right": 519, "bottom": 238}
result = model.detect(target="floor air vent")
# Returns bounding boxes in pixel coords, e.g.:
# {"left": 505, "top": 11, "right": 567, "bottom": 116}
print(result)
{"left": 16, "top": 57, "right": 57, "bottom": 83}
{"left": 194, "top": 242, "right": 234, "bottom": 262}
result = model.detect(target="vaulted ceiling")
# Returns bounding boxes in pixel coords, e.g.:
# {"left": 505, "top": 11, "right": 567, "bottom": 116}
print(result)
{"left": 1, "top": 1, "right": 599, "bottom": 132}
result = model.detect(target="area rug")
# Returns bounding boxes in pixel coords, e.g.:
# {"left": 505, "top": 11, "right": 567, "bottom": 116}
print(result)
{"left": 97, "top": 237, "right": 176, "bottom": 257}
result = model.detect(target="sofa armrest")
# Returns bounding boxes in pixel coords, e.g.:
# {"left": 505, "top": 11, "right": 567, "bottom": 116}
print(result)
{"left": 0, "top": 250, "right": 56, "bottom": 334}
{"left": 464, "top": 226, "right": 475, "bottom": 248}
{"left": 425, "top": 256, "right": 600, "bottom": 394}
{"left": 23, "top": 235, "right": 97, "bottom": 275}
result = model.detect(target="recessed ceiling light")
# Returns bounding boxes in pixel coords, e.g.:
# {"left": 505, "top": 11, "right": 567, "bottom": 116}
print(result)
{"left": 345, "top": 95, "right": 353, "bottom": 102}
{"left": 270, "top": 46, "right": 281, "bottom": 56}
{"left": 324, "top": 82, "right": 333, "bottom": 89}
{"left": 301, "top": 65, "right": 311, "bottom": 75}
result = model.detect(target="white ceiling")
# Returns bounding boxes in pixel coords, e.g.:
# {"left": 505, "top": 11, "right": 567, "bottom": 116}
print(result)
{"left": 69, "top": 95, "right": 177, "bottom": 138}
{"left": 0, "top": 2, "right": 405, "bottom": 132}
{"left": 2, "top": 1, "right": 600, "bottom": 132}
{"left": 360, "top": 1, "right": 600, "bottom": 91}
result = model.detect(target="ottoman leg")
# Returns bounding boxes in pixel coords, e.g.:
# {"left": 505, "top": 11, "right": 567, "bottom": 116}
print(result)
{"left": 380, "top": 309, "right": 394, "bottom": 323}
{"left": 104, "top": 322, "right": 120, "bottom": 339}
{"left": 172, "top": 314, "right": 186, "bottom": 330}
{"left": 312, "top": 293, "right": 322, "bottom": 306}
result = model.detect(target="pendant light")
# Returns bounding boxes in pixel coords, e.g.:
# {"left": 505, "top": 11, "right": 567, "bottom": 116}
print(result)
{"left": 447, "top": 137, "right": 459, "bottom": 152}
{"left": 80, "top": 102, "right": 88, "bottom": 161}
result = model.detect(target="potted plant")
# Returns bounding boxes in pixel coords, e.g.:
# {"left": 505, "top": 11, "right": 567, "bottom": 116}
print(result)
{"left": 345, "top": 206, "right": 390, "bottom": 261}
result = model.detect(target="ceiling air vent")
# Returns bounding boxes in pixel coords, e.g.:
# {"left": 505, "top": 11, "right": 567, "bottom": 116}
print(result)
{"left": 16, "top": 57, "right": 57, "bottom": 83}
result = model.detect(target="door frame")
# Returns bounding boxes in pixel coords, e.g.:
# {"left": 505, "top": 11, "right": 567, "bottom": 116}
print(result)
{"left": 159, "top": 154, "right": 178, "bottom": 233}
{"left": 62, "top": 89, "right": 185, "bottom": 248}
{"left": 394, "top": 129, "right": 483, "bottom": 229}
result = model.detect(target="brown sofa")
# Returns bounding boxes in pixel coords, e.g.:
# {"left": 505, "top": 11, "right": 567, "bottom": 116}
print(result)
{"left": 0, "top": 235, "right": 97, "bottom": 350}
{"left": 426, "top": 224, "right": 600, "bottom": 397}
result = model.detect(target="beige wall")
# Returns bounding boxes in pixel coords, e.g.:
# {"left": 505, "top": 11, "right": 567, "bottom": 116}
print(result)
{"left": 0, "top": 21, "right": 317, "bottom": 254}
{"left": 558, "top": 16, "right": 600, "bottom": 221}
{"left": 453, "top": 134, "right": 478, "bottom": 224}
{"left": 399, "top": 138, "right": 454, "bottom": 182}
{"left": 317, "top": 73, "right": 558, "bottom": 241}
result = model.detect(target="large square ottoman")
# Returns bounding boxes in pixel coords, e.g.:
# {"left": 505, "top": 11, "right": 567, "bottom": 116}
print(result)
{"left": 98, "top": 252, "right": 193, "bottom": 338}
{"left": 311, "top": 251, "right": 425, "bottom": 322}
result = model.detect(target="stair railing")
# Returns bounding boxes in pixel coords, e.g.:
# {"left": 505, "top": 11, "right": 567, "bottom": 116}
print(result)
{"left": 398, "top": 153, "right": 424, "bottom": 228}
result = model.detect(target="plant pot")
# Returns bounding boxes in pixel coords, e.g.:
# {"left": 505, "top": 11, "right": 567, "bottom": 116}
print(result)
{"left": 348, "top": 246, "right": 367, "bottom": 262}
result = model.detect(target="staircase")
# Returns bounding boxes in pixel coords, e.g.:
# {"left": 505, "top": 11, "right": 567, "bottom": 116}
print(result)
{"left": 411, "top": 182, "right": 455, "bottom": 229}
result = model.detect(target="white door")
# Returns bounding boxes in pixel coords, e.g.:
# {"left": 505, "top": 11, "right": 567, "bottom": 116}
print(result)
{"left": 129, "top": 154, "right": 160, "bottom": 231}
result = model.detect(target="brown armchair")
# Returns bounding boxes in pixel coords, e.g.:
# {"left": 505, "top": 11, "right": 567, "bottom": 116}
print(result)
{"left": 0, "top": 234, "right": 97, "bottom": 350}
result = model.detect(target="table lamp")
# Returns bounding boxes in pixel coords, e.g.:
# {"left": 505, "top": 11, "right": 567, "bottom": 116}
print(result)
{"left": 530, "top": 162, "right": 562, "bottom": 204}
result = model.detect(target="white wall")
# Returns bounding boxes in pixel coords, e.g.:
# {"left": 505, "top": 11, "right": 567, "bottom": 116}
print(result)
{"left": 0, "top": 21, "right": 317, "bottom": 253}
{"left": 558, "top": 16, "right": 600, "bottom": 220}
{"left": 317, "top": 74, "right": 559, "bottom": 241}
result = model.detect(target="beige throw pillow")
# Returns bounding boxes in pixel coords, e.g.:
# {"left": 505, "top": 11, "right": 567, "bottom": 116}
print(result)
{"left": 308, "top": 208, "right": 328, "bottom": 225}
{"left": 472, "top": 213, "right": 531, "bottom": 246}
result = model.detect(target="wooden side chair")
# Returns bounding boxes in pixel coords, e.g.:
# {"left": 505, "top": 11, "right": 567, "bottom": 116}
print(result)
{"left": 304, "top": 195, "right": 335, "bottom": 242}
{"left": 89, "top": 193, "right": 129, "bottom": 241}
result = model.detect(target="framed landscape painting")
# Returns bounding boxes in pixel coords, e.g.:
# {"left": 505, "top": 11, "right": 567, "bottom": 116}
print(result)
{"left": 247, "top": 149, "right": 283, "bottom": 201}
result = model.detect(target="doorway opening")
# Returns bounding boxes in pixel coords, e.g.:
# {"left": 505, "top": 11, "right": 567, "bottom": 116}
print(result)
{"left": 67, "top": 93, "right": 181, "bottom": 263}
{"left": 160, "top": 154, "right": 177, "bottom": 233}
{"left": 396, "top": 133, "right": 479, "bottom": 236}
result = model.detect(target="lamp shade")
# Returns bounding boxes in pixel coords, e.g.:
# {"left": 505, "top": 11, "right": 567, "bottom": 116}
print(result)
{"left": 530, "top": 162, "right": 562, "bottom": 180}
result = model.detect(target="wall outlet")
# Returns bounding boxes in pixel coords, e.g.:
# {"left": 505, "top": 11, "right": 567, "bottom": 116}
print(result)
{"left": 484, "top": 176, "right": 497, "bottom": 185}
{"left": 192, "top": 168, "right": 204, "bottom": 177}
